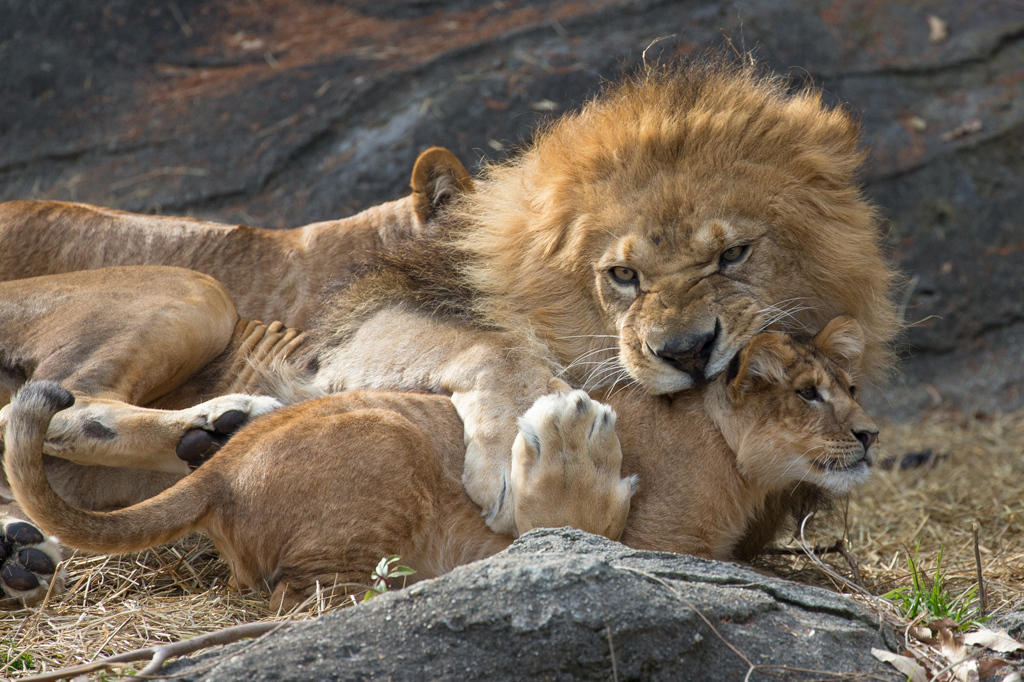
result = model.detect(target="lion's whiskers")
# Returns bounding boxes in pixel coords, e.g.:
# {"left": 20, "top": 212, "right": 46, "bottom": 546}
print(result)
{"left": 780, "top": 444, "right": 823, "bottom": 484}
{"left": 583, "top": 359, "right": 630, "bottom": 391}
{"left": 756, "top": 302, "right": 814, "bottom": 334}
{"left": 558, "top": 346, "right": 619, "bottom": 379}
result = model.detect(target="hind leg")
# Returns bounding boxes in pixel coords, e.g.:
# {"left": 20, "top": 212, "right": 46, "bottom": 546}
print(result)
{"left": 0, "top": 267, "right": 239, "bottom": 409}
{"left": 0, "top": 268, "right": 274, "bottom": 487}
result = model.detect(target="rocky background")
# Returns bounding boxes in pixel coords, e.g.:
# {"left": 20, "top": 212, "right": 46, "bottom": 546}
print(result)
{"left": 2, "top": 0, "right": 1022, "bottom": 417}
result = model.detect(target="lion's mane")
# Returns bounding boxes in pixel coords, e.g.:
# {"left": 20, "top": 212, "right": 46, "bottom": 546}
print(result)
{"left": 453, "top": 59, "right": 899, "bottom": 381}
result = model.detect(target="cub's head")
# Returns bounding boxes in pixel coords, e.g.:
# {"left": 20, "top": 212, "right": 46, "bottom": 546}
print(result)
{"left": 455, "top": 60, "right": 899, "bottom": 394}
{"left": 712, "top": 316, "right": 879, "bottom": 496}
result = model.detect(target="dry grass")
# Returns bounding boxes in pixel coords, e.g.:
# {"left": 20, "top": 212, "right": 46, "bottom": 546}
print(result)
{"left": 0, "top": 535, "right": 352, "bottom": 680}
{"left": 2, "top": 409, "right": 1022, "bottom": 680}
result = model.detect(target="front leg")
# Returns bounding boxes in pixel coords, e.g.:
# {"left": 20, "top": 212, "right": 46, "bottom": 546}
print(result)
{"left": 450, "top": 374, "right": 569, "bottom": 535}
{"left": 511, "top": 391, "right": 637, "bottom": 540}
{"left": 316, "top": 306, "right": 634, "bottom": 538}
{"left": 453, "top": 385, "right": 637, "bottom": 539}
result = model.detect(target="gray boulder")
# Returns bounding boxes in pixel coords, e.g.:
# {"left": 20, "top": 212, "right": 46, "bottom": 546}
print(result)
{"left": 167, "top": 529, "right": 898, "bottom": 681}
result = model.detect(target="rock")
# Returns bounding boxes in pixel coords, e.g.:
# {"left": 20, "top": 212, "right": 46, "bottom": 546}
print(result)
{"left": 165, "top": 529, "right": 898, "bottom": 681}
{"left": 993, "top": 611, "right": 1024, "bottom": 640}
{"left": 2, "top": 0, "right": 1021, "bottom": 417}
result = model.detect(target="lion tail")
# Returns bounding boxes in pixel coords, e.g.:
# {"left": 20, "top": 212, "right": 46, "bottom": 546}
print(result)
{"left": 4, "top": 381, "right": 215, "bottom": 554}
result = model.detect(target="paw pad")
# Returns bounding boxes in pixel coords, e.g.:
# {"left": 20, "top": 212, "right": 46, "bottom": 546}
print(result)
{"left": 0, "top": 518, "right": 65, "bottom": 607}
{"left": 176, "top": 409, "right": 250, "bottom": 469}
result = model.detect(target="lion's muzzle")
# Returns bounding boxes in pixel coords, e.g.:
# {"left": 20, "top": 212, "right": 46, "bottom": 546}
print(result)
{"left": 650, "top": 319, "right": 721, "bottom": 384}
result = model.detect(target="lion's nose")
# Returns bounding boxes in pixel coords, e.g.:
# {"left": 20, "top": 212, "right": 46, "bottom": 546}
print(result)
{"left": 653, "top": 320, "right": 720, "bottom": 381}
{"left": 853, "top": 428, "right": 878, "bottom": 452}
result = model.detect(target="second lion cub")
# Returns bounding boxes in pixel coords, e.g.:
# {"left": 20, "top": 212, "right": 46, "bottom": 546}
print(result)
{"left": 4, "top": 318, "right": 878, "bottom": 610}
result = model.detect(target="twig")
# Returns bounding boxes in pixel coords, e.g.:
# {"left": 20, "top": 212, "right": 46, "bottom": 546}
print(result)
{"left": 18, "top": 621, "right": 291, "bottom": 682}
{"left": 719, "top": 29, "right": 743, "bottom": 60}
{"left": 797, "top": 516, "right": 872, "bottom": 597}
{"left": 972, "top": 523, "right": 988, "bottom": 618}
{"left": 765, "top": 540, "right": 844, "bottom": 556}
{"left": 836, "top": 541, "right": 863, "bottom": 586}
{"left": 167, "top": 1, "right": 193, "bottom": 37}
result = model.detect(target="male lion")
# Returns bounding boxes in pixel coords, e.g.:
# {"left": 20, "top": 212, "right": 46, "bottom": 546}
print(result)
{"left": 4, "top": 319, "right": 878, "bottom": 610}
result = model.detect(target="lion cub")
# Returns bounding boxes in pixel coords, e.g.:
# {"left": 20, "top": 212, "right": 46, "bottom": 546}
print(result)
{"left": 3, "top": 318, "right": 876, "bottom": 610}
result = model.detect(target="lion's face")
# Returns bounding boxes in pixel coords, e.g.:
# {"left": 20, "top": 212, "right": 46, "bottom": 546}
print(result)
{"left": 713, "top": 317, "right": 878, "bottom": 496}
{"left": 586, "top": 178, "right": 810, "bottom": 393}
{"left": 457, "top": 62, "right": 899, "bottom": 395}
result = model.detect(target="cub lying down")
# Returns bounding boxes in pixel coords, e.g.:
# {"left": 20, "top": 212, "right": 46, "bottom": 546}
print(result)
{"left": 4, "top": 318, "right": 877, "bottom": 610}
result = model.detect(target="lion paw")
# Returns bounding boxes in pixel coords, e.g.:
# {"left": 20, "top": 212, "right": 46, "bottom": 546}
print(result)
{"left": 511, "top": 390, "right": 637, "bottom": 540}
{"left": 176, "top": 395, "right": 282, "bottom": 468}
{"left": 0, "top": 517, "right": 66, "bottom": 609}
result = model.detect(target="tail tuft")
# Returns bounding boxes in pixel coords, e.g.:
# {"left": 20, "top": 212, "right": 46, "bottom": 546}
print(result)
{"left": 14, "top": 381, "right": 75, "bottom": 415}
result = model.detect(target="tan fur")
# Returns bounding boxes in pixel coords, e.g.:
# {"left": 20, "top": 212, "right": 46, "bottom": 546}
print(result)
{"left": 0, "top": 149, "right": 470, "bottom": 328}
{"left": 0, "top": 267, "right": 295, "bottom": 510}
{"left": 4, "top": 322, "right": 877, "bottom": 611}
{"left": 0, "top": 148, "right": 470, "bottom": 605}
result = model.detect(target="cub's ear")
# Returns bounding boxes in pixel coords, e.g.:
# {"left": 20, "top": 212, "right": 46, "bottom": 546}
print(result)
{"left": 727, "top": 333, "right": 790, "bottom": 404}
{"left": 812, "top": 316, "right": 865, "bottom": 375}
{"left": 410, "top": 147, "right": 474, "bottom": 224}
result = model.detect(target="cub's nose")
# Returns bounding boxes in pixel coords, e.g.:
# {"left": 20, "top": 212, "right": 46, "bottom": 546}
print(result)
{"left": 653, "top": 321, "right": 720, "bottom": 381}
{"left": 853, "top": 428, "right": 878, "bottom": 452}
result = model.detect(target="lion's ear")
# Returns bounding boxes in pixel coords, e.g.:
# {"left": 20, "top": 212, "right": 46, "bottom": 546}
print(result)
{"left": 410, "top": 147, "right": 474, "bottom": 224}
{"left": 727, "top": 334, "right": 790, "bottom": 404}
{"left": 812, "top": 316, "right": 865, "bottom": 375}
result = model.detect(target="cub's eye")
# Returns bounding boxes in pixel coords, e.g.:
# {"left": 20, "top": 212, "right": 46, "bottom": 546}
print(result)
{"left": 609, "top": 266, "right": 639, "bottom": 285}
{"left": 797, "top": 386, "right": 821, "bottom": 402}
{"left": 720, "top": 244, "right": 749, "bottom": 264}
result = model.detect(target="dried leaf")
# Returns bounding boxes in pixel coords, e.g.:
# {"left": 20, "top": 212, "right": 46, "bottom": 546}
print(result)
{"left": 872, "top": 648, "right": 929, "bottom": 682}
{"left": 910, "top": 625, "right": 936, "bottom": 644}
{"left": 937, "top": 621, "right": 966, "bottom": 660}
{"left": 963, "top": 628, "right": 1024, "bottom": 654}
{"left": 978, "top": 659, "right": 1011, "bottom": 680}
{"left": 936, "top": 625, "right": 981, "bottom": 682}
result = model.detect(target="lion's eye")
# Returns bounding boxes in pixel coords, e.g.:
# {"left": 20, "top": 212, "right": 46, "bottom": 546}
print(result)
{"left": 720, "top": 244, "right": 749, "bottom": 264}
{"left": 609, "top": 266, "right": 638, "bottom": 285}
{"left": 797, "top": 386, "right": 821, "bottom": 402}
